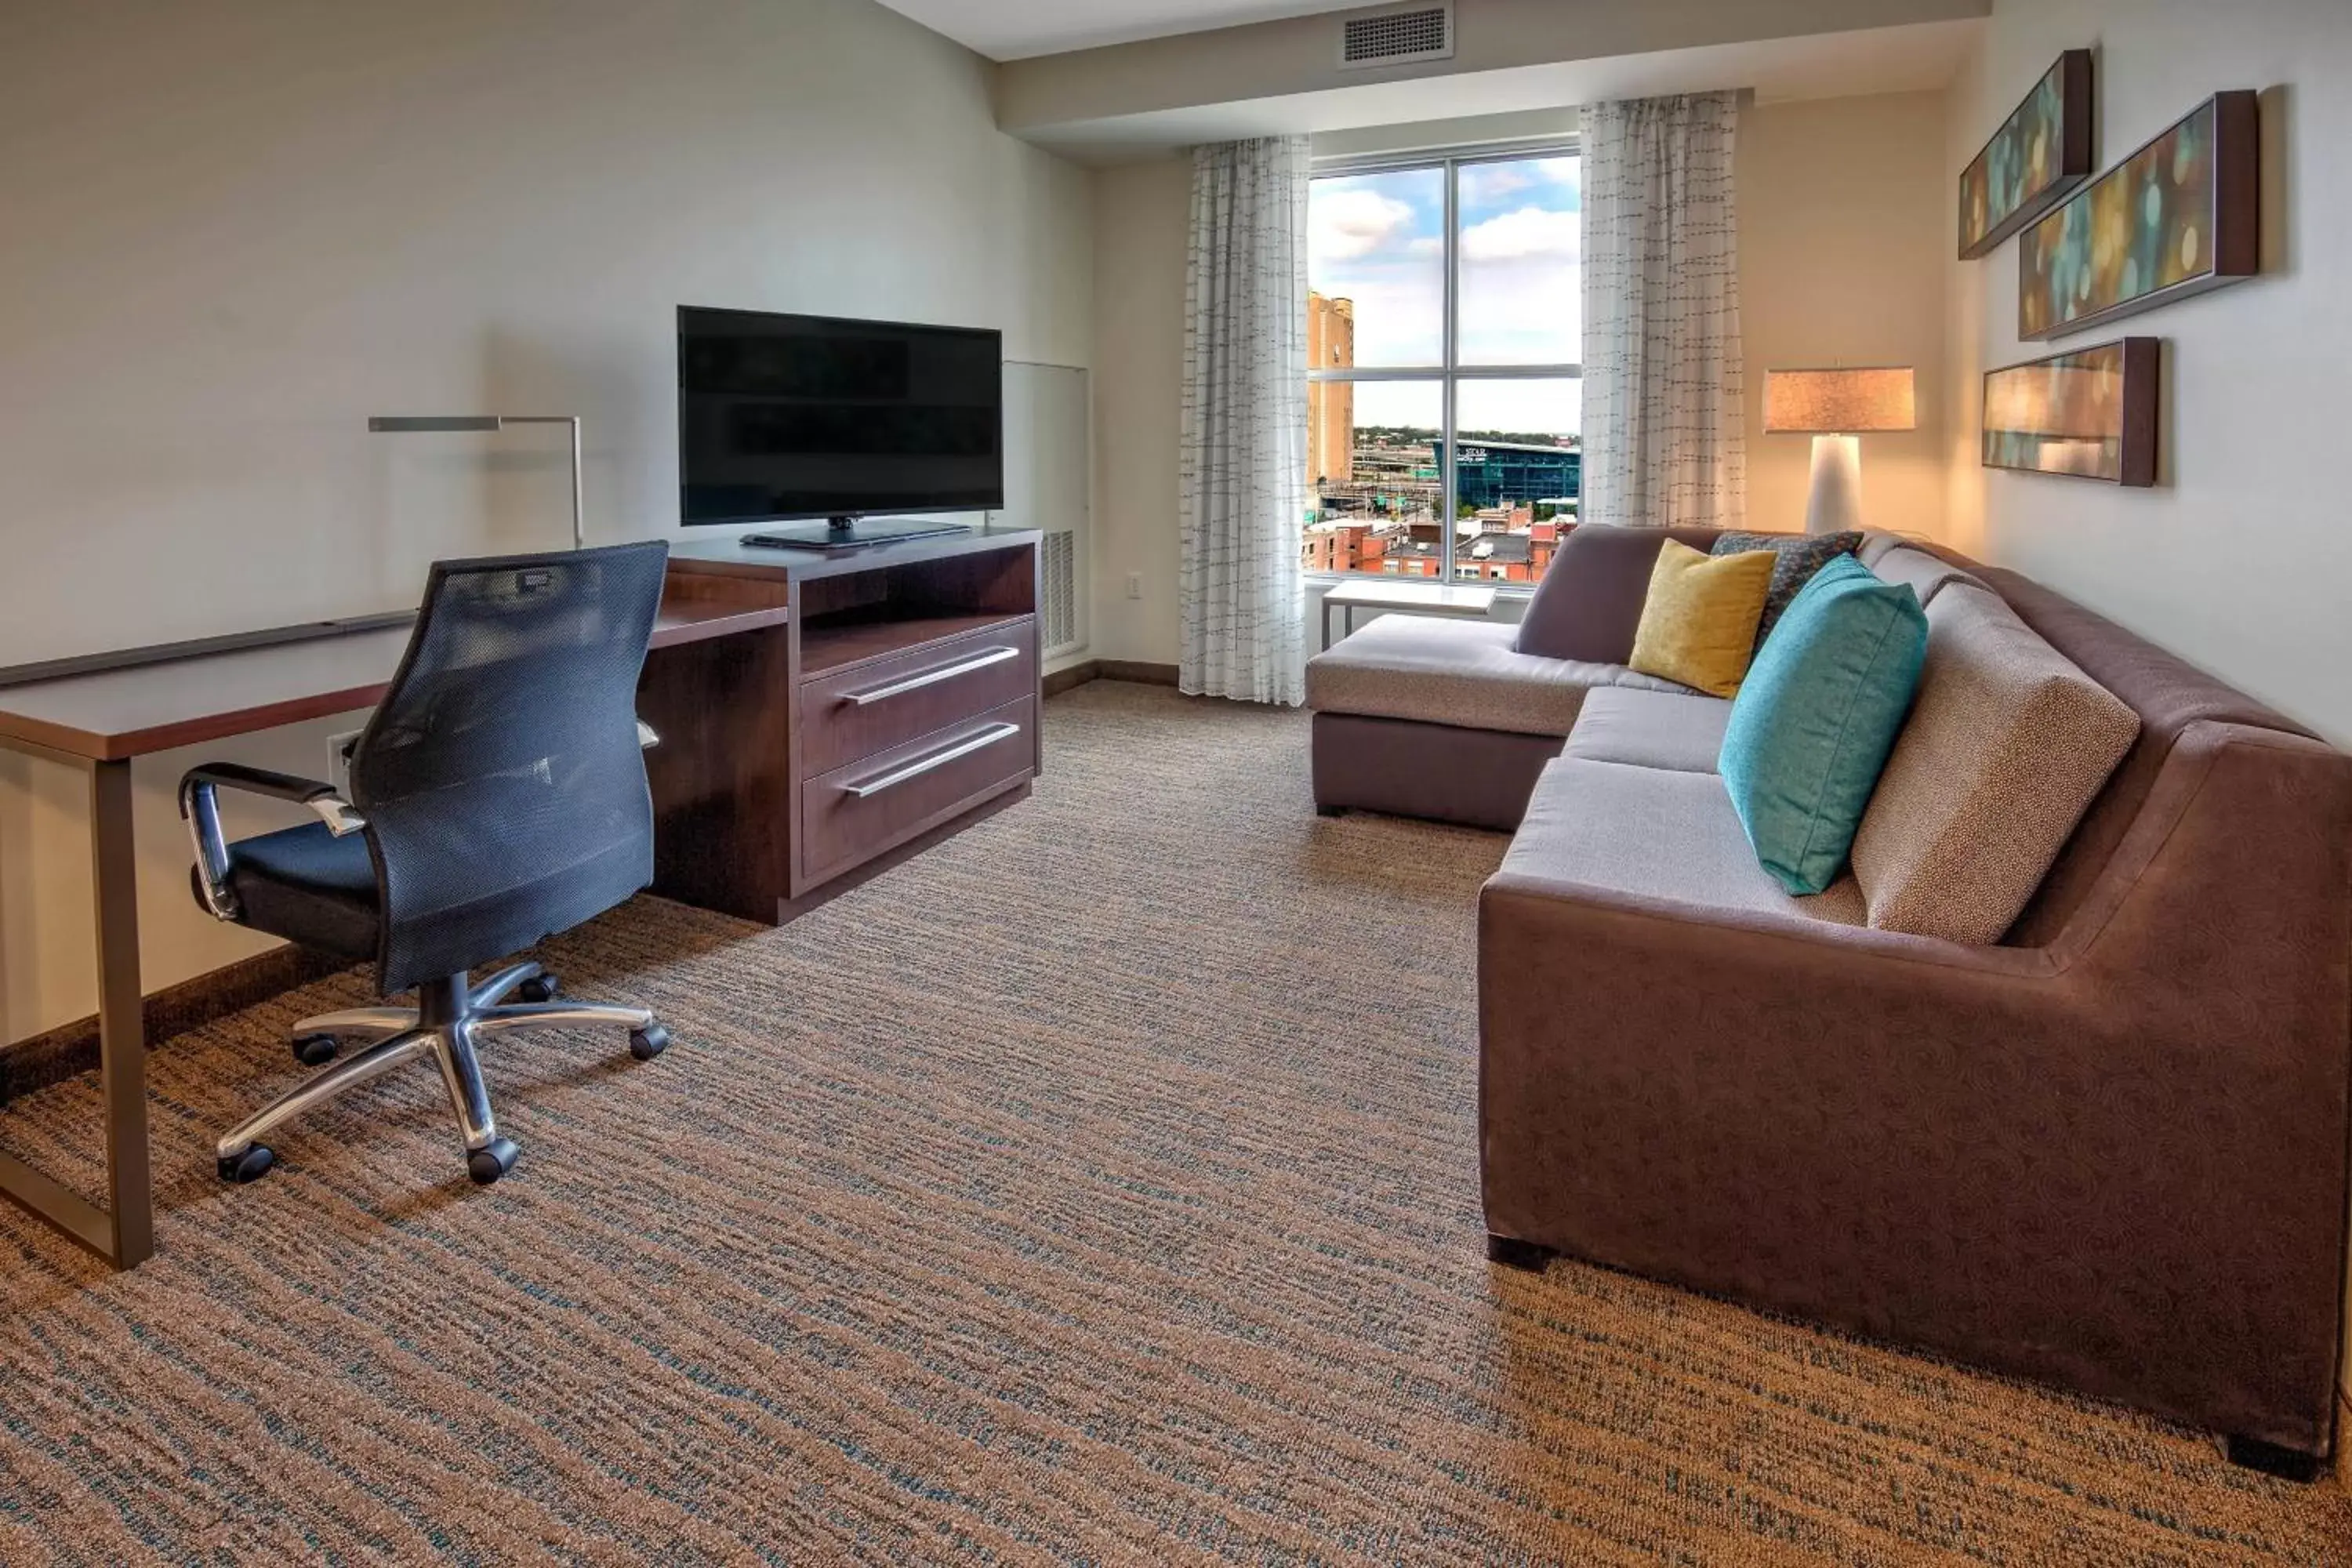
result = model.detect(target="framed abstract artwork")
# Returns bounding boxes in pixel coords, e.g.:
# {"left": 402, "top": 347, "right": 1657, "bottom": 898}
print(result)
{"left": 1981, "top": 337, "right": 2158, "bottom": 487}
{"left": 1958, "top": 49, "right": 2093, "bottom": 260}
{"left": 2018, "top": 92, "right": 2259, "bottom": 339}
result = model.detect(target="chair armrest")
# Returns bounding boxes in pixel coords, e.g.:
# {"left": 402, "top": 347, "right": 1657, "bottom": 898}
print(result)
{"left": 178, "top": 762, "right": 368, "bottom": 922}
{"left": 181, "top": 761, "right": 336, "bottom": 806}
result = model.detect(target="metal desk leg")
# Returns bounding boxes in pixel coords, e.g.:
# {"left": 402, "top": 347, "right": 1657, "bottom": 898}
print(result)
{"left": 91, "top": 758, "right": 153, "bottom": 1266}
{"left": 0, "top": 754, "right": 153, "bottom": 1268}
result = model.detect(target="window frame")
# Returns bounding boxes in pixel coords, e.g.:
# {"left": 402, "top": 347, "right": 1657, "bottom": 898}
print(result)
{"left": 1306, "top": 137, "right": 1581, "bottom": 590}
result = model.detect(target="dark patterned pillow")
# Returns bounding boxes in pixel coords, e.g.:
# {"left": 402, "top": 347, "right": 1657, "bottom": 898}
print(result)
{"left": 1711, "top": 531, "right": 1864, "bottom": 645}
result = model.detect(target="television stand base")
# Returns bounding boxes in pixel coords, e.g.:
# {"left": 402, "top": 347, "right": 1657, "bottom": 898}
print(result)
{"left": 742, "top": 516, "right": 971, "bottom": 553}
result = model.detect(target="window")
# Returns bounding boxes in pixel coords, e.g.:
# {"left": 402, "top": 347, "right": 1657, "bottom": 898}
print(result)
{"left": 1305, "top": 147, "right": 1581, "bottom": 584}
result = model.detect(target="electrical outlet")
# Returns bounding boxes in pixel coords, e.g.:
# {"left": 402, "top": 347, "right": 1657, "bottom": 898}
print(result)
{"left": 325, "top": 728, "right": 365, "bottom": 794}
{"left": 1124, "top": 572, "right": 1142, "bottom": 600}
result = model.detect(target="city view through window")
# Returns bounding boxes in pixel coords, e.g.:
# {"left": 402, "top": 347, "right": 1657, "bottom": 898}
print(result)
{"left": 1305, "top": 151, "right": 1581, "bottom": 583}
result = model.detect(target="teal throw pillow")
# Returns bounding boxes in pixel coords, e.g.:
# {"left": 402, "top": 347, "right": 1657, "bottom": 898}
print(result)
{"left": 1718, "top": 555, "right": 1927, "bottom": 896}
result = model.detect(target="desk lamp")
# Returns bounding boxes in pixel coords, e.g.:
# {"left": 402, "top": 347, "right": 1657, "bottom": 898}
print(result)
{"left": 368, "top": 416, "right": 585, "bottom": 550}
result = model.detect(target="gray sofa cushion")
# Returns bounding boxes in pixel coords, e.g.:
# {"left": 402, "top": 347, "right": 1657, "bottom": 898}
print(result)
{"left": 1857, "top": 528, "right": 1911, "bottom": 567}
{"left": 1307, "top": 615, "right": 1693, "bottom": 739}
{"left": 1851, "top": 583, "right": 2140, "bottom": 943}
{"left": 1562, "top": 688, "right": 1733, "bottom": 774}
{"left": 1869, "top": 544, "right": 1989, "bottom": 608}
{"left": 1501, "top": 756, "right": 1865, "bottom": 927}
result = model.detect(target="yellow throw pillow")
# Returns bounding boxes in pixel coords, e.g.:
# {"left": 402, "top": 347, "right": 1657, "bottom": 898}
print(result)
{"left": 1627, "top": 541, "right": 1778, "bottom": 697}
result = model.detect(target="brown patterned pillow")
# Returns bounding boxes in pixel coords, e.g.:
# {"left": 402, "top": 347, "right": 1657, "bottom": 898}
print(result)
{"left": 1710, "top": 531, "right": 1863, "bottom": 645}
{"left": 1849, "top": 583, "right": 2139, "bottom": 943}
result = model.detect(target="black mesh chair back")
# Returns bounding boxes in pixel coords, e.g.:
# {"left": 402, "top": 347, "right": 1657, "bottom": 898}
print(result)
{"left": 350, "top": 540, "right": 669, "bottom": 993}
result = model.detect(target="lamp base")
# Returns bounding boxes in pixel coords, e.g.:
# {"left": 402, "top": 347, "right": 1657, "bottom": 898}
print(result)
{"left": 1804, "top": 434, "right": 1864, "bottom": 536}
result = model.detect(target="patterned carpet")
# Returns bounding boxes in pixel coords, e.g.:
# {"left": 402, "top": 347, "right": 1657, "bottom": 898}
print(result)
{"left": 2, "top": 680, "right": 2347, "bottom": 1564}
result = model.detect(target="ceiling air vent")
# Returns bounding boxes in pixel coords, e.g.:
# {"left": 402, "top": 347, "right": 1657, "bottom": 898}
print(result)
{"left": 1338, "top": 3, "right": 1453, "bottom": 70}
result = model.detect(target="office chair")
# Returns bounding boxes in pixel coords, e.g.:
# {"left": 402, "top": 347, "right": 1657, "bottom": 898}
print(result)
{"left": 180, "top": 540, "right": 674, "bottom": 1187}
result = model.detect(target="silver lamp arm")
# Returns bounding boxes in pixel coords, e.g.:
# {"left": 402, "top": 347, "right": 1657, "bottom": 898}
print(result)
{"left": 177, "top": 764, "right": 369, "bottom": 923}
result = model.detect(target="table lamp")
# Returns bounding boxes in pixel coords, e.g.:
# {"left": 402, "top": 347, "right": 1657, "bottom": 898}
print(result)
{"left": 1762, "top": 368, "right": 1915, "bottom": 535}
{"left": 367, "top": 416, "right": 585, "bottom": 550}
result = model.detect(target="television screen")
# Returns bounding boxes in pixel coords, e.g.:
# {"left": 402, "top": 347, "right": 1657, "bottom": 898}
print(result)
{"left": 677, "top": 307, "right": 1003, "bottom": 526}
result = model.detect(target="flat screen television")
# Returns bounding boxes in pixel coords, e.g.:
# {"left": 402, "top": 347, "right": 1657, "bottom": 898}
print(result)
{"left": 677, "top": 306, "right": 1003, "bottom": 550}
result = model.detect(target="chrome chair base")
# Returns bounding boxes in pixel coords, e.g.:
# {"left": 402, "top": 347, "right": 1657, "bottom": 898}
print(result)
{"left": 216, "top": 961, "right": 666, "bottom": 1186}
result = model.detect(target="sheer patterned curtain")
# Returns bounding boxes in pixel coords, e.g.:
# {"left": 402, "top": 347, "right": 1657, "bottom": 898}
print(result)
{"left": 1580, "top": 93, "right": 1746, "bottom": 529}
{"left": 1179, "top": 136, "right": 1309, "bottom": 706}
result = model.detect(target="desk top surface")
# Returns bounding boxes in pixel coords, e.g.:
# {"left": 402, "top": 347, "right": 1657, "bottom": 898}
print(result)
{"left": 1321, "top": 579, "right": 1500, "bottom": 612}
{"left": 0, "top": 595, "right": 789, "bottom": 764}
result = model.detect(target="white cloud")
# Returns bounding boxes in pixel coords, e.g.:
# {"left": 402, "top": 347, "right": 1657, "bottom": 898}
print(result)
{"left": 1459, "top": 205, "right": 1579, "bottom": 263}
{"left": 1311, "top": 188, "right": 1417, "bottom": 261}
{"left": 1458, "top": 164, "right": 1533, "bottom": 204}
{"left": 1311, "top": 269, "right": 1443, "bottom": 365}
{"left": 1461, "top": 158, "right": 1577, "bottom": 207}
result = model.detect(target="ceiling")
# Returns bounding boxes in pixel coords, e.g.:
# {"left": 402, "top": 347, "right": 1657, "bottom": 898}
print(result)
{"left": 1020, "top": 20, "right": 1980, "bottom": 163}
{"left": 873, "top": 0, "right": 1369, "bottom": 61}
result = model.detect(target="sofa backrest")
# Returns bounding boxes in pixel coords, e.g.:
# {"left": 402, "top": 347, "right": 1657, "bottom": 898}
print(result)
{"left": 1514, "top": 524, "right": 1725, "bottom": 662}
{"left": 1867, "top": 544, "right": 1991, "bottom": 609}
{"left": 1955, "top": 564, "right": 2316, "bottom": 946}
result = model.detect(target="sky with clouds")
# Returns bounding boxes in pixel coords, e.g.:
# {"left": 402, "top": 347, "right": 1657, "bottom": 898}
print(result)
{"left": 1310, "top": 155, "right": 1582, "bottom": 437}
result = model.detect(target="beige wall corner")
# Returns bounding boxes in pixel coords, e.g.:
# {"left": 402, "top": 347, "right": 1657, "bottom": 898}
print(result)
{"left": 1087, "top": 156, "right": 1193, "bottom": 666}
{"left": 1740, "top": 90, "right": 1953, "bottom": 538}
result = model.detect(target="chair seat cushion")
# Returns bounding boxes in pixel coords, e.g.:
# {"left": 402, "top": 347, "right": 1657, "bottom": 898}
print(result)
{"left": 1563, "top": 688, "right": 1733, "bottom": 774}
{"left": 223, "top": 821, "right": 379, "bottom": 960}
{"left": 1499, "top": 757, "right": 1865, "bottom": 927}
{"left": 1307, "top": 615, "right": 1695, "bottom": 739}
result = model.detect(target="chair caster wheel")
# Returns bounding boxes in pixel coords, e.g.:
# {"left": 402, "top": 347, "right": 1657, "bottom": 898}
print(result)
{"left": 219, "top": 1145, "right": 275, "bottom": 1183}
{"left": 291, "top": 1033, "right": 339, "bottom": 1067}
{"left": 517, "top": 973, "right": 558, "bottom": 1003}
{"left": 467, "top": 1138, "right": 520, "bottom": 1185}
{"left": 629, "top": 1024, "right": 670, "bottom": 1062}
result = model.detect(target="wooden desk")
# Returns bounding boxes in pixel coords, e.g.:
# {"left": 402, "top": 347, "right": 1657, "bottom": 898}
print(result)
{"left": 0, "top": 528, "right": 1041, "bottom": 1270}
{"left": 0, "top": 586, "right": 787, "bottom": 1270}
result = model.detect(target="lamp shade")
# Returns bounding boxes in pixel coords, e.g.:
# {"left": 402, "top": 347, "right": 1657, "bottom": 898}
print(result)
{"left": 1763, "top": 367, "right": 1916, "bottom": 434}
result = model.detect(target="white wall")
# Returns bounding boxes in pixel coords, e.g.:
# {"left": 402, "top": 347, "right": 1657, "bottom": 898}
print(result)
{"left": 1085, "top": 89, "right": 1956, "bottom": 666}
{"left": 1942, "top": 0, "right": 2352, "bottom": 743}
{"left": 0, "top": 0, "right": 1094, "bottom": 1039}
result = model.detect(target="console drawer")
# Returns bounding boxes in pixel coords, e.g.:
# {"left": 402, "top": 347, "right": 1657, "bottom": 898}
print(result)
{"left": 800, "top": 696, "right": 1036, "bottom": 886}
{"left": 799, "top": 619, "right": 1036, "bottom": 775}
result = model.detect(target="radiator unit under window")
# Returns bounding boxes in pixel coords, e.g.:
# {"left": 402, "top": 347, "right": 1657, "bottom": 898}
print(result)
{"left": 1040, "top": 527, "right": 1080, "bottom": 658}
{"left": 1338, "top": 3, "right": 1453, "bottom": 69}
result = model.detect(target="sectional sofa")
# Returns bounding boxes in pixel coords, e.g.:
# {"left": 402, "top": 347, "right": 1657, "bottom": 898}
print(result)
{"left": 1305, "top": 528, "right": 2352, "bottom": 1475}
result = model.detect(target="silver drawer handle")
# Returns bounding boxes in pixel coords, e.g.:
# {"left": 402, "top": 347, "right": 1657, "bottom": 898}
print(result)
{"left": 844, "top": 646, "right": 1020, "bottom": 706}
{"left": 841, "top": 722, "right": 1021, "bottom": 798}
